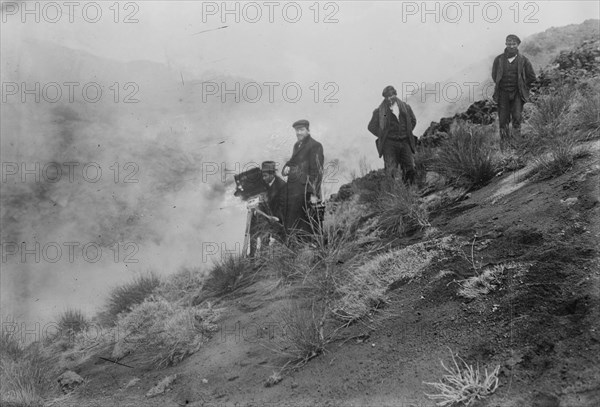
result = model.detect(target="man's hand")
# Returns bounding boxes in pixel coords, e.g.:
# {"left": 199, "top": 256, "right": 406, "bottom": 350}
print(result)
{"left": 309, "top": 194, "right": 318, "bottom": 204}
{"left": 282, "top": 165, "right": 290, "bottom": 176}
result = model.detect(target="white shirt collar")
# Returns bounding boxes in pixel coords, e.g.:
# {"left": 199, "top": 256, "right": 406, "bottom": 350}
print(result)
{"left": 390, "top": 101, "right": 400, "bottom": 118}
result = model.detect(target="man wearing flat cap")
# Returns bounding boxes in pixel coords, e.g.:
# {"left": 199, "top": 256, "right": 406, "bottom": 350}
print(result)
{"left": 249, "top": 161, "right": 287, "bottom": 257}
{"left": 282, "top": 119, "right": 324, "bottom": 236}
{"left": 492, "top": 34, "right": 536, "bottom": 151}
{"left": 368, "top": 85, "right": 417, "bottom": 184}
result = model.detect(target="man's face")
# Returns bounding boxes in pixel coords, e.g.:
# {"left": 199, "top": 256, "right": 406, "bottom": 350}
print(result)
{"left": 386, "top": 95, "right": 396, "bottom": 104}
{"left": 262, "top": 172, "right": 275, "bottom": 184}
{"left": 295, "top": 127, "right": 309, "bottom": 141}
{"left": 505, "top": 40, "right": 519, "bottom": 50}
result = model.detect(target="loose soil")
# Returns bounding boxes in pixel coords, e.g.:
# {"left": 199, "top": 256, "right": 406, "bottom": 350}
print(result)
{"left": 53, "top": 144, "right": 600, "bottom": 407}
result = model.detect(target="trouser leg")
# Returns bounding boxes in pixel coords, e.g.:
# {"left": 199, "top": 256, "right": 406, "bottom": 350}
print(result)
{"left": 511, "top": 96, "right": 523, "bottom": 141}
{"left": 497, "top": 91, "right": 511, "bottom": 151}
{"left": 397, "top": 142, "right": 416, "bottom": 185}
{"left": 383, "top": 143, "right": 401, "bottom": 178}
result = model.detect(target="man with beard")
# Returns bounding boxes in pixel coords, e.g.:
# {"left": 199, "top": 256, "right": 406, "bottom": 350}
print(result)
{"left": 282, "top": 119, "right": 324, "bottom": 238}
{"left": 368, "top": 85, "right": 417, "bottom": 184}
{"left": 492, "top": 34, "right": 536, "bottom": 151}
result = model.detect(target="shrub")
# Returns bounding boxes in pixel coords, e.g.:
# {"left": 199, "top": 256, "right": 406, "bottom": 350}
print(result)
{"left": 375, "top": 178, "right": 430, "bottom": 237}
{"left": 202, "top": 254, "right": 252, "bottom": 296}
{"left": 522, "top": 86, "right": 576, "bottom": 154}
{"left": 157, "top": 267, "right": 206, "bottom": 305}
{"left": 57, "top": 308, "right": 89, "bottom": 336}
{"left": 264, "top": 300, "right": 330, "bottom": 367}
{"left": 0, "top": 324, "right": 22, "bottom": 361}
{"left": 433, "top": 122, "right": 497, "bottom": 189}
{"left": 572, "top": 79, "right": 600, "bottom": 139}
{"left": 0, "top": 343, "right": 57, "bottom": 407}
{"left": 424, "top": 348, "right": 500, "bottom": 406}
{"left": 257, "top": 240, "right": 316, "bottom": 282}
{"left": 413, "top": 144, "right": 437, "bottom": 186}
{"left": 103, "top": 272, "right": 161, "bottom": 325}
{"left": 522, "top": 82, "right": 594, "bottom": 181}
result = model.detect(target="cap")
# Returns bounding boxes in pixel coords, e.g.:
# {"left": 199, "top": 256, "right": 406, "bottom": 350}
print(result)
{"left": 506, "top": 34, "right": 521, "bottom": 45}
{"left": 292, "top": 119, "right": 310, "bottom": 129}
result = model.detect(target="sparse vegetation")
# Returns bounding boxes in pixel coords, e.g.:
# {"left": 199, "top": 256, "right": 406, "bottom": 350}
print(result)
{"left": 524, "top": 86, "right": 576, "bottom": 148}
{"left": 0, "top": 329, "right": 57, "bottom": 407}
{"left": 331, "top": 237, "right": 452, "bottom": 322}
{"left": 572, "top": 78, "right": 600, "bottom": 139}
{"left": 112, "top": 296, "right": 220, "bottom": 368}
{"left": 202, "top": 253, "right": 253, "bottom": 296}
{"left": 266, "top": 300, "right": 330, "bottom": 366}
{"left": 414, "top": 143, "right": 437, "bottom": 186}
{"left": 103, "top": 272, "right": 161, "bottom": 325}
{"left": 522, "top": 85, "right": 592, "bottom": 181}
{"left": 458, "top": 265, "right": 505, "bottom": 299}
{"left": 433, "top": 122, "right": 497, "bottom": 189}
{"left": 57, "top": 308, "right": 89, "bottom": 336}
{"left": 375, "top": 178, "right": 430, "bottom": 237}
{"left": 424, "top": 348, "right": 500, "bottom": 406}
{"left": 156, "top": 267, "right": 206, "bottom": 305}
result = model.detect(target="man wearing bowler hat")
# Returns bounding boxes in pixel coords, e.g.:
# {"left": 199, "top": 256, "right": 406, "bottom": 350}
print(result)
{"left": 368, "top": 85, "right": 417, "bottom": 184}
{"left": 282, "top": 119, "right": 324, "bottom": 237}
{"left": 259, "top": 161, "right": 286, "bottom": 226}
{"left": 249, "top": 161, "right": 287, "bottom": 257}
{"left": 492, "top": 34, "right": 536, "bottom": 151}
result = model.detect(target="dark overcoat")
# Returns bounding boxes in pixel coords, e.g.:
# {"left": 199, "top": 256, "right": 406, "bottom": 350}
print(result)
{"left": 368, "top": 99, "right": 417, "bottom": 157}
{"left": 283, "top": 135, "right": 324, "bottom": 233}
{"left": 491, "top": 52, "right": 536, "bottom": 103}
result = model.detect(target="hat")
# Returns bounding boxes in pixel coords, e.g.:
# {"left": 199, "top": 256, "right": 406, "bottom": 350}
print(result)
{"left": 261, "top": 161, "right": 277, "bottom": 173}
{"left": 382, "top": 85, "right": 397, "bottom": 97}
{"left": 292, "top": 119, "right": 310, "bottom": 129}
{"left": 506, "top": 34, "right": 521, "bottom": 45}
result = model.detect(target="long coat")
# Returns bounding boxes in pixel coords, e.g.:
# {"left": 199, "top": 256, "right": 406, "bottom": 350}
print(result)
{"left": 492, "top": 52, "right": 536, "bottom": 103}
{"left": 368, "top": 99, "right": 417, "bottom": 157}
{"left": 283, "top": 135, "right": 324, "bottom": 233}
{"left": 284, "top": 135, "right": 324, "bottom": 198}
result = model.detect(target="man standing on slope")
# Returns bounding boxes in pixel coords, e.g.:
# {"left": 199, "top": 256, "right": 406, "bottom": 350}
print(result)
{"left": 492, "top": 34, "right": 537, "bottom": 151}
{"left": 368, "top": 85, "right": 417, "bottom": 184}
{"left": 282, "top": 119, "right": 324, "bottom": 237}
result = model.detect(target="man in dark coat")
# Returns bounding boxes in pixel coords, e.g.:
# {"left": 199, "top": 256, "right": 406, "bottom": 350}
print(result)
{"left": 259, "top": 161, "right": 286, "bottom": 224}
{"left": 249, "top": 161, "right": 287, "bottom": 257}
{"left": 282, "top": 119, "right": 324, "bottom": 237}
{"left": 368, "top": 85, "right": 417, "bottom": 184}
{"left": 492, "top": 34, "right": 536, "bottom": 150}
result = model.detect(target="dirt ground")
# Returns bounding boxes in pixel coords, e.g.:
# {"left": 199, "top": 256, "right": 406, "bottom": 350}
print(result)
{"left": 52, "top": 143, "right": 600, "bottom": 407}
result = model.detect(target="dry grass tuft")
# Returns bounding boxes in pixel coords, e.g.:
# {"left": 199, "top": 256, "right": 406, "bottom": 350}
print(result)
{"left": 433, "top": 122, "right": 497, "bottom": 190}
{"left": 424, "top": 347, "right": 500, "bottom": 406}
{"left": 330, "top": 237, "right": 450, "bottom": 322}
{"left": 112, "top": 297, "right": 220, "bottom": 368}
{"left": 458, "top": 265, "right": 505, "bottom": 299}
{"left": 102, "top": 272, "right": 161, "bottom": 325}
{"left": 202, "top": 254, "right": 254, "bottom": 296}
{"left": 375, "top": 178, "right": 430, "bottom": 237}
{"left": 0, "top": 327, "right": 58, "bottom": 407}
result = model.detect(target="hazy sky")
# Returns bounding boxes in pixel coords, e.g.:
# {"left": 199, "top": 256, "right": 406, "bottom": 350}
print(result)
{"left": 1, "top": 1, "right": 598, "bottom": 326}
{"left": 5, "top": 1, "right": 598, "bottom": 78}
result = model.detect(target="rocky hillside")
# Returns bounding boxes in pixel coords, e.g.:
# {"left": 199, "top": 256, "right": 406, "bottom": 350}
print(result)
{"left": 2, "top": 28, "right": 599, "bottom": 407}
